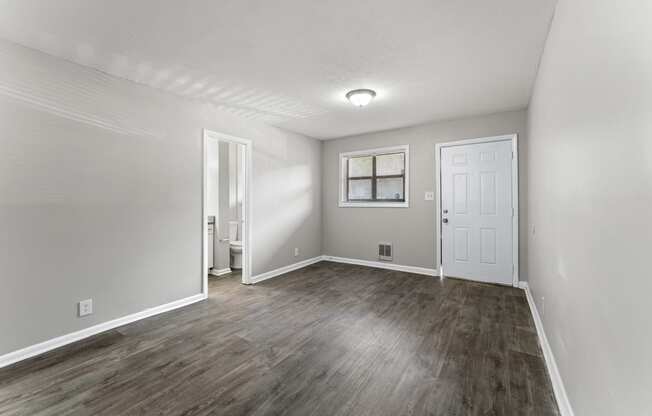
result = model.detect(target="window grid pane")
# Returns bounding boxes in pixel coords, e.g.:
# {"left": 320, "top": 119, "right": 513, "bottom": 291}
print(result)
{"left": 347, "top": 179, "right": 372, "bottom": 200}
{"left": 344, "top": 151, "right": 406, "bottom": 203}
{"left": 376, "top": 153, "right": 405, "bottom": 176}
{"left": 376, "top": 177, "right": 404, "bottom": 200}
{"left": 348, "top": 156, "right": 373, "bottom": 177}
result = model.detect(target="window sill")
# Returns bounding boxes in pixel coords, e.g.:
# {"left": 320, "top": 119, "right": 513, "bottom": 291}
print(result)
{"left": 338, "top": 201, "right": 409, "bottom": 208}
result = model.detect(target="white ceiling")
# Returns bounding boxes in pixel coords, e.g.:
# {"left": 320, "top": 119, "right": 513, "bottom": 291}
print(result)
{"left": 0, "top": 0, "right": 556, "bottom": 139}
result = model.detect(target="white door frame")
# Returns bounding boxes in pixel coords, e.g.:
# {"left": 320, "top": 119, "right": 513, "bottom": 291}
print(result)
{"left": 202, "top": 129, "right": 253, "bottom": 296}
{"left": 434, "top": 134, "right": 519, "bottom": 287}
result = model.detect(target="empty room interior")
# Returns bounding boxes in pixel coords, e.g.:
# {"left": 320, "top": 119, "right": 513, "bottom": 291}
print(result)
{"left": 1, "top": 1, "right": 650, "bottom": 415}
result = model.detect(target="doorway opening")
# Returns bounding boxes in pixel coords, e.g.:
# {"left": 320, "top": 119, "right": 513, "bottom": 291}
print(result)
{"left": 202, "top": 130, "right": 252, "bottom": 295}
{"left": 434, "top": 134, "right": 519, "bottom": 286}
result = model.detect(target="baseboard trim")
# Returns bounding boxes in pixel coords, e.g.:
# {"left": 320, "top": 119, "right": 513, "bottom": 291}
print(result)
{"left": 322, "top": 255, "right": 439, "bottom": 277}
{"left": 209, "top": 267, "right": 232, "bottom": 277}
{"left": 520, "top": 282, "right": 575, "bottom": 416}
{"left": 0, "top": 293, "right": 206, "bottom": 369}
{"left": 250, "top": 256, "right": 324, "bottom": 284}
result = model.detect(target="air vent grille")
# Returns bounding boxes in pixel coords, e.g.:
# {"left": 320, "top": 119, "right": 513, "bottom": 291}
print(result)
{"left": 378, "top": 242, "right": 393, "bottom": 261}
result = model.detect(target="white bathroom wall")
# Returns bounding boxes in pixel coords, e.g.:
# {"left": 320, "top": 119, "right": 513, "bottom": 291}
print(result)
{"left": 235, "top": 145, "right": 244, "bottom": 226}
{"left": 229, "top": 143, "right": 238, "bottom": 222}
{"left": 206, "top": 138, "right": 219, "bottom": 217}
{"left": 215, "top": 141, "right": 231, "bottom": 271}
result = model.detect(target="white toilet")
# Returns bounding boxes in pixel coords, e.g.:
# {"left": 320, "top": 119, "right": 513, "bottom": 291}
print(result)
{"left": 228, "top": 221, "right": 243, "bottom": 269}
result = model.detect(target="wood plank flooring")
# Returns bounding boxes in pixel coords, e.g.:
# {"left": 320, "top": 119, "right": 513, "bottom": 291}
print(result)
{"left": 0, "top": 262, "right": 559, "bottom": 415}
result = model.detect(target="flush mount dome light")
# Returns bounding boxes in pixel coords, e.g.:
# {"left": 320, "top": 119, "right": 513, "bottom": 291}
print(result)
{"left": 346, "top": 89, "right": 376, "bottom": 107}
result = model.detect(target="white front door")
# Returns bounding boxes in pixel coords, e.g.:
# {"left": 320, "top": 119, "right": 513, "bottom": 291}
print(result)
{"left": 440, "top": 140, "right": 514, "bottom": 285}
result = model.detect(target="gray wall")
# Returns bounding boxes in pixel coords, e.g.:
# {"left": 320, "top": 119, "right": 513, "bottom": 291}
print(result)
{"left": 0, "top": 40, "right": 322, "bottom": 356}
{"left": 322, "top": 110, "right": 528, "bottom": 275}
{"left": 526, "top": 1, "right": 652, "bottom": 414}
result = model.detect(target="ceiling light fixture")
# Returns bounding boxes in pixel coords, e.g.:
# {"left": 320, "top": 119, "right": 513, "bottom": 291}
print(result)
{"left": 346, "top": 89, "right": 376, "bottom": 107}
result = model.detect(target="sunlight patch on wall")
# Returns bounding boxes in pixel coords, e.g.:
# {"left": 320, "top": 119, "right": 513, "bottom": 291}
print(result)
{"left": 254, "top": 164, "right": 314, "bottom": 270}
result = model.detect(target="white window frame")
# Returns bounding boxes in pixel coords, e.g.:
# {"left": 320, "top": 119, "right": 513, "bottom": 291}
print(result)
{"left": 339, "top": 144, "right": 410, "bottom": 208}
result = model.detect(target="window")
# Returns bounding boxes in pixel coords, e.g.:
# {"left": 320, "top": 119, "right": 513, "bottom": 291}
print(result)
{"left": 339, "top": 145, "right": 409, "bottom": 207}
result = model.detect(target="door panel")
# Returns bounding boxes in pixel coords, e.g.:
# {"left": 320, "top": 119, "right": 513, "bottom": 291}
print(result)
{"left": 441, "top": 140, "right": 513, "bottom": 285}
{"left": 480, "top": 227, "right": 497, "bottom": 264}
{"left": 453, "top": 173, "right": 469, "bottom": 214}
{"left": 454, "top": 227, "right": 471, "bottom": 262}
{"left": 480, "top": 172, "right": 497, "bottom": 215}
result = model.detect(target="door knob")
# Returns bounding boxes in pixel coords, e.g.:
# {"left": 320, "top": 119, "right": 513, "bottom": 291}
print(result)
{"left": 442, "top": 218, "right": 449, "bottom": 223}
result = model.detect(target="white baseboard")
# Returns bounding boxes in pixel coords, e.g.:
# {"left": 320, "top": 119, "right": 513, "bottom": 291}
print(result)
{"left": 209, "top": 267, "right": 232, "bottom": 277}
{"left": 520, "top": 282, "right": 575, "bottom": 416}
{"left": 0, "top": 293, "right": 206, "bottom": 369}
{"left": 250, "top": 256, "right": 324, "bottom": 284}
{"left": 322, "top": 255, "right": 439, "bottom": 277}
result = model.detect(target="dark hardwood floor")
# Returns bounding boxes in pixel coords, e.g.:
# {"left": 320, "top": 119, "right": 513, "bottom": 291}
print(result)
{"left": 0, "top": 262, "right": 559, "bottom": 416}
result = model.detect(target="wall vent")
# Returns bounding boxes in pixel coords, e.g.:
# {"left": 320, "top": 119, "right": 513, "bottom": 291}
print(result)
{"left": 378, "top": 242, "right": 393, "bottom": 261}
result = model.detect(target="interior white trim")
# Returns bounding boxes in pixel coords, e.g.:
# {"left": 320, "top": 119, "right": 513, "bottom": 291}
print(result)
{"left": 338, "top": 144, "right": 410, "bottom": 208}
{"left": 202, "top": 129, "right": 253, "bottom": 290}
{"left": 520, "top": 282, "right": 575, "bottom": 416}
{"left": 251, "top": 255, "right": 442, "bottom": 283}
{"left": 434, "top": 133, "right": 519, "bottom": 287}
{"left": 323, "top": 255, "right": 439, "bottom": 277}
{"left": 209, "top": 267, "right": 232, "bottom": 277}
{"left": 250, "top": 256, "right": 325, "bottom": 284}
{"left": 339, "top": 201, "right": 410, "bottom": 208}
{"left": 0, "top": 293, "right": 205, "bottom": 369}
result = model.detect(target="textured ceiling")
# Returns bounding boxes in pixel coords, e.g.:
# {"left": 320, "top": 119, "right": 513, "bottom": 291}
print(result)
{"left": 0, "top": 0, "right": 556, "bottom": 139}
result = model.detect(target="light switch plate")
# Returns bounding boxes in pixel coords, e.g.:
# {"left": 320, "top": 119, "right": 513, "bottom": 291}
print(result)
{"left": 424, "top": 191, "right": 434, "bottom": 201}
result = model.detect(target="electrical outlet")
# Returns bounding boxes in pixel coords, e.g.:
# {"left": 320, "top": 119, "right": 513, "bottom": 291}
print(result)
{"left": 294, "top": 247, "right": 299, "bottom": 257}
{"left": 78, "top": 299, "right": 93, "bottom": 317}
{"left": 424, "top": 191, "right": 434, "bottom": 201}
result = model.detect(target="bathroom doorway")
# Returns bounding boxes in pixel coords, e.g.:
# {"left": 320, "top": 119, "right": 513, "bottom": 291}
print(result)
{"left": 202, "top": 129, "right": 252, "bottom": 294}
